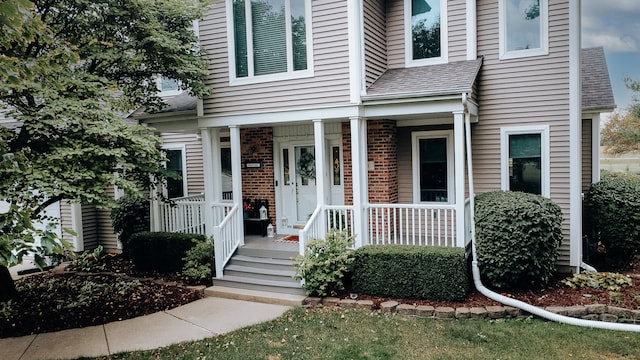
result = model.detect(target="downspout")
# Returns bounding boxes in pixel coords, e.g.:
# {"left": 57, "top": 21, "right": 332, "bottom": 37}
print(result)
{"left": 461, "top": 95, "right": 640, "bottom": 332}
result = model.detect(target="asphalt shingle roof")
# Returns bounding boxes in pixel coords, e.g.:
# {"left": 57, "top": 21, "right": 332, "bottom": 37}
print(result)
{"left": 581, "top": 47, "right": 616, "bottom": 111}
{"left": 363, "top": 58, "right": 483, "bottom": 100}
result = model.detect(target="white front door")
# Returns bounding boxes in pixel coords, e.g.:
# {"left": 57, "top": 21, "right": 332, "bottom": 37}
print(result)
{"left": 278, "top": 144, "right": 317, "bottom": 233}
{"left": 294, "top": 146, "right": 317, "bottom": 223}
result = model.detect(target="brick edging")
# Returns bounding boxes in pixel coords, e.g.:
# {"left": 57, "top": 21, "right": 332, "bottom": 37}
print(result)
{"left": 304, "top": 297, "right": 640, "bottom": 324}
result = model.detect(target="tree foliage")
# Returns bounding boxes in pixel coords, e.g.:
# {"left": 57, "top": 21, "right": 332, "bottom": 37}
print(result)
{"left": 601, "top": 78, "right": 640, "bottom": 154}
{"left": 0, "top": 0, "right": 212, "bottom": 268}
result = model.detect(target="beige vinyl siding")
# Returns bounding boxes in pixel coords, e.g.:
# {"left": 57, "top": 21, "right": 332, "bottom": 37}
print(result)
{"left": 201, "top": 0, "right": 351, "bottom": 116}
{"left": 96, "top": 187, "right": 119, "bottom": 253}
{"left": 474, "top": 0, "right": 572, "bottom": 266}
{"left": 161, "top": 133, "right": 205, "bottom": 196}
{"left": 81, "top": 204, "right": 99, "bottom": 250}
{"left": 582, "top": 119, "right": 593, "bottom": 192}
{"left": 364, "top": 0, "right": 387, "bottom": 87}
{"left": 447, "top": 0, "right": 468, "bottom": 62}
{"left": 386, "top": 0, "right": 468, "bottom": 69}
{"left": 59, "top": 201, "right": 73, "bottom": 243}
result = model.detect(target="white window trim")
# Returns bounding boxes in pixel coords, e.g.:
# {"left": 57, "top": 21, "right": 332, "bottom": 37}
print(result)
{"left": 411, "top": 130, "right": 454, "bottom": 204}
{"left": 500, "top": 125, "right": 550, "bottom": 198}
{"left": 404, "top": 0, "right": 448, "bottom": 67}
{"left": 156, "top": 76, "right": 183, "bottom": 97}
{"left": 499, "top": 0, "right": 549, "bottom": 60}
{"left": 226, "top": 0, "right": 314, "bottom": 86}
{"left": 163, "top": 144, "right": 188, "bottom": 199}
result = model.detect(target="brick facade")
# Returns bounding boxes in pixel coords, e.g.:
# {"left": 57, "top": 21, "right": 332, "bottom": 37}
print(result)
{"left": 367, "top": 119, "right": 398, "bottom": 204}
{"left": 240, "top": 127, "right": 276, "bottom": 231}
{"left": 341, "top": 122, "right": 353, "bottom": 205}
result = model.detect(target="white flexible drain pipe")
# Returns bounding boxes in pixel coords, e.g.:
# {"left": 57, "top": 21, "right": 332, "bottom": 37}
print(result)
{"left": 462, "top": 108, "right": 640, "bottom": 332}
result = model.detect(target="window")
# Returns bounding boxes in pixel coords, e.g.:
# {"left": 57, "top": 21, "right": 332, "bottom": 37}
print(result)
{"left": 501, "top": 126, "right": 550, "bottom": 197}
{"left": 499, "top": 0, "right": 548, "bottom": 59}
{"left": 221, "top": 145, "right": 233, "bottom": 200}
{"left": 412, "top": 131, "right": 454, "bottom": 203}
{"left": 165, "top": 147, "right": 187, "bottom": 199}
{"left": 405, "top": 0, "right": 448, "bottom": 66}
{"left": 229, "top": 0, "right": 313, "bottom": 84}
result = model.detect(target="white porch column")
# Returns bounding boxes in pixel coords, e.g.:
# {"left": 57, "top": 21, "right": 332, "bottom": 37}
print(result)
{"left": 71, "top": 203, "right": 84, "bottom": 252}
{"left": 201, "top": 128, "right": 215, "bottom": 238}
{"left": 230, "top": 125, "right": 245, "bottom": 244}
{"left": 313, "top": 119, "right": 327, "bottom": 230}
{"left": 454, "top": 111, "right": 466, "bottom": 247}
{"left": 350, "top": 116, "right": 368, "bottom": 248}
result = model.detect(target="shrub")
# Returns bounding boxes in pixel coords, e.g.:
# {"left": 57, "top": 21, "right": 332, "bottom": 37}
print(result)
{"left": 111, "top": 195, "right": 150, "bottom": 254}
{"left": 586, "top": 172, "right": 640, "bottom": 265}
{"left": 127, "top": 232, "right": 205, "bottom": 272}
{"left": 351, "top": 245, "right": 468, "bottom": 301}
{"left": 293, "top": 230, "right": 354, "bottom": 297}
{"left": 70, "top": 245, "right": 106, "bottom": 272}
{"left": 182, "top": 237, "right": 214, "bottom": 285}
{"left": 474, "top": 191, "right": 563, "bottom": 289}
{"left": 561, "top": 271, "right": 632, "bottom": 292}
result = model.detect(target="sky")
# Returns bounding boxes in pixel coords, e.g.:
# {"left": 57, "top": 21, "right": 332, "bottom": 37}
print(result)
{"left": 582, "top": 0, "right": 640, "bottom": 111}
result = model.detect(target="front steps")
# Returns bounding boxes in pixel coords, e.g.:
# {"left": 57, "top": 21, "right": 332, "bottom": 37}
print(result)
{"left": 207, "top": 246, "right": 307, "bottom": 306}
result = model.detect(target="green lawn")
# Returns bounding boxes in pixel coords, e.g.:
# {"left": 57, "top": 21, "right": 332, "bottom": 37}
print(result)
{"left": 93, "top": 307, "right": 640, "bottom": 360}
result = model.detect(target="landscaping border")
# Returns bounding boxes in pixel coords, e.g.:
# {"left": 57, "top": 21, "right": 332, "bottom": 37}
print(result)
{"left": 304, "top": 297, "right": 640, "bottom": 324}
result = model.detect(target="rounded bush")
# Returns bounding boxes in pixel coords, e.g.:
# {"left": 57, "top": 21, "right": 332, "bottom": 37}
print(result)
{"left": 586, "top": 172, "right": 640, "bottom": 265}
{"left": 474, "top": 191, "right": 563, "bottom": 289}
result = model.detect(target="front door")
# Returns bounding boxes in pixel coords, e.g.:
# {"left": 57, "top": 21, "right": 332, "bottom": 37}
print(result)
{"left": 278, "top": 144, "right": 317, "bottom": 233}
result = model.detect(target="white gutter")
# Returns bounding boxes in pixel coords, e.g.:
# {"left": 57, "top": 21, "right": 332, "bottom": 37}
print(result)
{"left": 462, "top": 97, "right": 640, "bottom": 333}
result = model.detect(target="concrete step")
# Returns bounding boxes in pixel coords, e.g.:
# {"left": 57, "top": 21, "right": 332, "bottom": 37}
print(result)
{"left": 229, "top": 254, "right": 296, "bottom": 270}
{"left": 237, "top": 247, "right": 298, "bottom": 260}
{"left": 214, "top": 275, "right": 307, "bottom": 296}
{"left": 225, "top": 264, "right": 297, "bottom": 283}
{"left": 205, "top": 285, "right": 306, "bottom": 307}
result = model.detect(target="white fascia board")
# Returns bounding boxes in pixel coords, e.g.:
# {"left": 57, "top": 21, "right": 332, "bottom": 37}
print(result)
{"left": 198, "top": 105, "right": 363, "bottom": 128}
{"left": 363, "top": 99, "right": 465, "bottom": 119}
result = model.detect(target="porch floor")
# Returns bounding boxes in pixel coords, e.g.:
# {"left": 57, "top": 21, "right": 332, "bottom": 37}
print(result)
{"left": 241, "top": 234, "right": 299, "bottom": 253}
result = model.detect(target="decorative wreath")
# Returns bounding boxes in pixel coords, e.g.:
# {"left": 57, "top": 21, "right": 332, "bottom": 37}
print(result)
{"left": 296, "top": 151, "right": 316, "bottom": 179}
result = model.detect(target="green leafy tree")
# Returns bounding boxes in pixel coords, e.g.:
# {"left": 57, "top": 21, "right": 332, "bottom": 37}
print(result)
{"left": 601, "top": 78, "right": 640, "bottom": 154}
{"left": 0, "top": 0, "right": 212, "bottom": 300}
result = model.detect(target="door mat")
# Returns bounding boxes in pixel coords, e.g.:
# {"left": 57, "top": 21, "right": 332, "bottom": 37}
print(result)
{"left": 280, "top": 235, "right": 299, "bottom": 242}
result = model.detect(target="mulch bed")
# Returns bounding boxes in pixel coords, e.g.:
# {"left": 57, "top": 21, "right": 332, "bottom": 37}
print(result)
{"left": 2, "top": 255, "right": 639, "bottom": 339}
{"left": 0, "top": 256, "right": 205, "bottom": 338}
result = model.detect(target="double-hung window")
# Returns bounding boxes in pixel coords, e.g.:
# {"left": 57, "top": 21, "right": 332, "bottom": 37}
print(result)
{"left": 500, "top": 126, "right": 550, "bottom": 197}
{"left": 499, "top": 0, "right": 548, "bottom": 59}
{"left": 405, "top": 0, "right": 448, "bottom": 66}
{"left": 412, "top": 131, "right": 454, "bottom": 203}
{"left": 229, "top": 0, "right": 313, "bottom": 84}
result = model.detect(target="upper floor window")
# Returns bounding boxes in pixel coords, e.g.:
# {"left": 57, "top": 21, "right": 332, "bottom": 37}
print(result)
{"left": 500, "top": 126, "right": 550, "bottom": 197}
{"left": 499, "top": 0, "right": 548, "bottom": 59}
{"left": 405, "top": 0, "right": 448, "bottom": 66}
{"left": 229, "top": 0, "right": 313, "bottom": 84}
{"left": 157, "top": 77, "right": 182, "bottom": 96}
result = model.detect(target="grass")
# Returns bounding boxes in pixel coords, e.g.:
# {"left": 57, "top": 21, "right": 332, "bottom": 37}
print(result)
{"left": 91, "top": 307, "right": 640, "bottom": 360}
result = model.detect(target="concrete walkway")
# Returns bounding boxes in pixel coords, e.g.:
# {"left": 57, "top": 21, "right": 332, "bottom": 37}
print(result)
{"left": 1, "top": 297, "right": 291, "bottom": 360}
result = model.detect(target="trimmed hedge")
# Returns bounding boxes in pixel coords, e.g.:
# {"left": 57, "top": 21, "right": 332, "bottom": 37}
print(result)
{"left": 474, "top": 191, "right": 563, "bottom": 289}
{"left": 127, "top": 232, "right": 206, "bottom": 272}
{"left": 351, "top": 245, "right": 468, "bottom": 301}
{"left": 586, "top": 172, "right": 640, "bottom": 264}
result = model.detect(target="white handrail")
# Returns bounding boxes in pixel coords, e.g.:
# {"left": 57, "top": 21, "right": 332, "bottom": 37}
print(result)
{"left": 213, "top": 204, "right": 242, "bottom": 278}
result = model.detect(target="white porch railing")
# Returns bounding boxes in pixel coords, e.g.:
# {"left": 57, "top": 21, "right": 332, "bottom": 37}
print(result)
{"left": 298, "top": 205, "right": 355, "bottom": 255}
{"left": 213, "top": 204, "right": 243, "bottom": 278}
{"left": 158, "top": 194, "right": 205, "bottom": 234}
{"left": 367, "top": 203, "right": 457, "bottom": 247}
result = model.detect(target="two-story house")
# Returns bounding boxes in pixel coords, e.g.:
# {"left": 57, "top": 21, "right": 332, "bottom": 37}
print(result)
{"left": 140, "top": 0, "right": 614, "bottom": 294}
